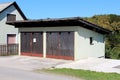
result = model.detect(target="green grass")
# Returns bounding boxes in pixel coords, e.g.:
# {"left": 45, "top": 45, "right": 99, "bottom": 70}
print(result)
{"left": 40, "top": 68, "right": 120, "bottom": 80}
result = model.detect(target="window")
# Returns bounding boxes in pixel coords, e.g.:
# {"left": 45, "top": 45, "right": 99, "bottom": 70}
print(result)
{"left": 90, "top": 37, "right": 94, "bottom": 45}
{"left": 7, "top": 14, "right": 16, "bottom": 21}
{"left": 7, "top": 34, "right": 16, "bottom": 44}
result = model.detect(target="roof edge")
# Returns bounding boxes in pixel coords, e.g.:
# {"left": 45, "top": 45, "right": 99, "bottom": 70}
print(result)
{"left": 6, "top": 17, "right": 112, "bottom": 34}
{"left": 12, "top": 2, "right": 27, "bottom": 20}
{"left": 0, "top": 1, "right": 27, "bottom": 20}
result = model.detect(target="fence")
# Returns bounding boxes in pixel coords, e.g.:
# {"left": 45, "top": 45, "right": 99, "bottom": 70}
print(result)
{"left": 0, "top": 44, "right": 19, "bottom": 56}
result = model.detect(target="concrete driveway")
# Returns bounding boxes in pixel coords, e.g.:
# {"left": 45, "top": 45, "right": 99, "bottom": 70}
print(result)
{"left": 0, "top": 56, "right": 82, "bottom": 80}
{"left": 0, "top": 56, "right": 71, "bottom": 71}
{"left": 56, "top": 57, "right": 120, "bottom": 74}
{"left": 0, "top": 67, "right": 80, "bottom": 80}
{"left": 0, "top": 56, "right": 120, "bottom": 74}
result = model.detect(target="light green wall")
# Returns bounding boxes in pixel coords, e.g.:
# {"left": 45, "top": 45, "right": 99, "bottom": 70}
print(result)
{"left": 19, "top": 26, "right": 78, "bottom": 32}
{"left": 75, "top": 27, "right": 105, "bottom": 60}
{"left": 19, "top": 26, "right": 105, "bottom": 60}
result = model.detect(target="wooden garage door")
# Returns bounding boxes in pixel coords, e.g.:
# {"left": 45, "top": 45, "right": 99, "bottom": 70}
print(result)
{"left": 46, "top": 32, "right": 74, "bottom": 60}
{"left": 21, "top": 32, "right": 43, "bottom": 57}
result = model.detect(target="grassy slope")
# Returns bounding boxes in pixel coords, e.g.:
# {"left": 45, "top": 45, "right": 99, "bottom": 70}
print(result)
{"left": 42, "top": 68, "right": 120, "bottom": 80}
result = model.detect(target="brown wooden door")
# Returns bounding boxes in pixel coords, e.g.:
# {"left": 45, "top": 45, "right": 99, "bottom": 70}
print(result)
{"left": 21, "top": 33, "right": 31, "bottom": 55}
{"left": 32, "top": 32, "right": 43, "bottom": 57}
{"left": 46, "top": 32, "right": 74, "bottom": 60}
{"left": 21, "top": 32, "right": 43, "bottom": 57}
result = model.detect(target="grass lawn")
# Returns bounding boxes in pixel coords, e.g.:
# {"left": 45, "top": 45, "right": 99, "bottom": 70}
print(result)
{"left": 40, "top": 68, "right": 120, "bottom": 80}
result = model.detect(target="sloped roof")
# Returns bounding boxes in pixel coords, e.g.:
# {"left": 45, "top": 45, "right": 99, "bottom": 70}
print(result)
{"left": 0, "top": 2, "right": 27, "bottom": 20}
{"left": 0, "top": 2, "right": 13, "bottom": 12}
{"left": 7, "top": 17, "right": 111, "bottom": 34}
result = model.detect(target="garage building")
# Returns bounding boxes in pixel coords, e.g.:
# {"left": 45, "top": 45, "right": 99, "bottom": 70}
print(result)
{"left": 7, "top": 17, "right": 111, "bottom": 60}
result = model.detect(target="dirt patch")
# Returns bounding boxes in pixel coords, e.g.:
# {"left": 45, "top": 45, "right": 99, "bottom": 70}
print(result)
{"left": 114, "top": 65, "right": 120, "bottom": 69}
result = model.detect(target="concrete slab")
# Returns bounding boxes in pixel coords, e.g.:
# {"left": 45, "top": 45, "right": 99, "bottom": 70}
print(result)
{"left": 0, "top": 56, "right": 71, "bottom": 71}
{"left": 56, "top": 58, "right": 120, "bottom": 74}
{"left": 1, "top": 56, "right": 120, "bottom": 74}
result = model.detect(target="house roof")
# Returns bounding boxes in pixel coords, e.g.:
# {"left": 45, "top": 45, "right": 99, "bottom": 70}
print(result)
{"left": 7, "top": 17, "right": 111, "bottom": 34}
{"left": 0, "top": 2, "right": 27, "bottom": 20}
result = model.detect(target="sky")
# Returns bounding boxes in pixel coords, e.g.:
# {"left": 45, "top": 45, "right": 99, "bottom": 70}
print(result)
{"left": 0, "top": 0, "right": 120, "bottom": 19}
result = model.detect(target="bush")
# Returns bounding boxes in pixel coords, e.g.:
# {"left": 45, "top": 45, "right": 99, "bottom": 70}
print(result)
{"left": 105, "top": 31, "right": 120, "bottom": 59}
{"left": 110, "top": 47, "right": 120, "bottom": 59}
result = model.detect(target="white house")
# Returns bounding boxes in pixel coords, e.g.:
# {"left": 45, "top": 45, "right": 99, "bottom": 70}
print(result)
{"left": 7, "top": 17, "right": 111, "bottom": 60}
{"left": 0, "top": 2, "right": 26, "bottom": 44}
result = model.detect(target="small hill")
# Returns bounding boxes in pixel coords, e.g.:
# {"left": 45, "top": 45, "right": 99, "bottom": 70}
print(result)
{"left": 84, "top": 14, "right": 120, "bottom": 31}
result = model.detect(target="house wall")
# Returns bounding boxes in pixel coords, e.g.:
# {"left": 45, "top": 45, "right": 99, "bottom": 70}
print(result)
{"left": 0, "top": 5, "right": 24, "bottom": 44}
{"left": 75, "top": 27, "right": 105, "bottom": 60}
{"left": 19, "top": 26, "right": 105, "bottom": 60}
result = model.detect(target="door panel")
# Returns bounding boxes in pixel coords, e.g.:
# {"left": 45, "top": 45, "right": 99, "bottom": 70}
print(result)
{"left": 21, "top": 32, "right": 43, "bottom": 57}
{"left": 46, "top": 32, "right": 74, "bottom": 60}
{"left": 32, "top": 32, "right": 43, "bottom": 56}
{"left": 21, "top": 33, "right": 31, "bottom": 55}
